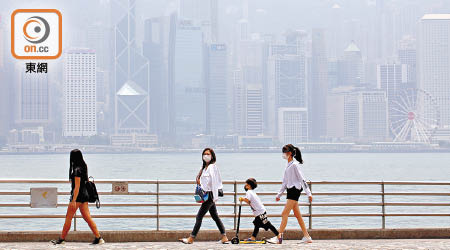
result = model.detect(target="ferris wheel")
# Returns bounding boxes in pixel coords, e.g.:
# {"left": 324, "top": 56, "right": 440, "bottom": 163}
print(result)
{"left": 389, "top": 88, "right": 440, "bottom": 143}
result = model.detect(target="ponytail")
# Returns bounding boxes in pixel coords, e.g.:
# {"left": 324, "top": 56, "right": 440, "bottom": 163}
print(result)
{"left": 293, "top": 146, "right": 303, "bottom": 164}
{"left": 282, "top": 144, "right": 304, "bottom": 164}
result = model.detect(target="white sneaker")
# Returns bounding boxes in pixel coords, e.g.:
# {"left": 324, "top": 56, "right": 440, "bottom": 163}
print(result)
{"left": 301, "top": 236, "right": 313, "bottom": 243}
{"left": 267, "top": 235, "right": 282, "bottom": 244}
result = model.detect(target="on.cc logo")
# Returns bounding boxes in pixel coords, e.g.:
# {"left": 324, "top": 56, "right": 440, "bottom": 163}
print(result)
{"left": 11, "top": 9, "right": 62, "bottom": 60}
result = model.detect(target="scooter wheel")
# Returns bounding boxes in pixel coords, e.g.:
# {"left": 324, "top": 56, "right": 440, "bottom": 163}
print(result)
{"left": 231, "top": 237, "right": 239, "bottom": 244}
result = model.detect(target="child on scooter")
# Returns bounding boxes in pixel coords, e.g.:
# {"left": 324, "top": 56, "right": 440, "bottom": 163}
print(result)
{"left": 239, "top": 178, "right": 280, "bottom": 242}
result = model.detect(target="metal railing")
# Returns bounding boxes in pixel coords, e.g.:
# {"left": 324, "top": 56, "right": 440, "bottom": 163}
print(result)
{"left": 0, "top": 179, "right": 449, "bottom": 230}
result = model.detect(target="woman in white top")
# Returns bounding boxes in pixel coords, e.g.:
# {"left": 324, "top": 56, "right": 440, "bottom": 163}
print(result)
{"left": 268, "top": 144, "right": 313, "bottom": 244}
{"left": 180, "top": 148, "right": 229, "bottom": 244}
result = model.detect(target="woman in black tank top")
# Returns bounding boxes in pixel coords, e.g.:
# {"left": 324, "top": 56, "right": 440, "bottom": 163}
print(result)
{"left": 51, "top": 149, "right": 104, "bottom": 245}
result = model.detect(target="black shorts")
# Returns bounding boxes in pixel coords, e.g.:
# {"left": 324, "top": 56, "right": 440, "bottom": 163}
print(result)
{"left": 253, "top": 212, "right": 272, "bottom": 230}
{"left": 286, "top": 187, "right": 302, "bottom": 201}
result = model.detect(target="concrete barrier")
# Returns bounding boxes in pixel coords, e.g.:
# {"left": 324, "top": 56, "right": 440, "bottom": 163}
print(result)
{"left": 1, "top": 228, "right": 450, "bottom": 242}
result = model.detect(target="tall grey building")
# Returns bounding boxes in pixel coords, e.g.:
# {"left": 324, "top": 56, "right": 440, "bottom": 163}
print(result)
{"left": 17, "top": 72, "right": 49, "bottom": 124}
{"left": 114, "top": 0, "right": 150, "bottom": 135}
{"left": 143, "top": 17, "right": 170, "bottom": 140}
{"left": 170, "top": 19, "right": 205, "bottom": 144}
{"left": 310, "top": 29, "right": 328, "bottom": 140}
{"left": 267, "top": 31, "right": 308, "bottom": 139}
{"left": 205, "top": 44, "right": 228, "bottom": 136}
{"left": 339, "top": 41, "right": 363, "bottom": 87}
{"left": 232, "top": 69, "right": 245, "bottom": 136}
{"left": 418, "top": 14, "right": 450, "bottom": 128}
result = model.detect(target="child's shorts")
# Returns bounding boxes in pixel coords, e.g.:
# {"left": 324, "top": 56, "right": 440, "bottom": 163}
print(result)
{"left": 253, "top": 212, "right": 272, "bottom": 230}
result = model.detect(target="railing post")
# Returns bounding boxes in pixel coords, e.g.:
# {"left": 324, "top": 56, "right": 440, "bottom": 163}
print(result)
{"left": 233, "top": 180, "right": 237, "bottom": 230}
{"left": 308, "top": 183, "right": 312, "bottom": 229}
{"left": 156, "top": 180, "right": 160, "bottom": 231}
{"left": 381, "top": 181, "right": 385, "bottom": 229}
{"left": 73, "top": 211, "right": 77, "bottom": 231}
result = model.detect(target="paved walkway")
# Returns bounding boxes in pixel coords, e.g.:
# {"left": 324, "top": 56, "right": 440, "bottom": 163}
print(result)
{"left": 1, "top": 239, "right": 450, "bottom": 249}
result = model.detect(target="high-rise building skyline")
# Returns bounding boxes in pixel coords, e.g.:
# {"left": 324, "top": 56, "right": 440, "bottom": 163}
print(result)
{"left": 1, "top": 1, "right": 450, "bottom": 148}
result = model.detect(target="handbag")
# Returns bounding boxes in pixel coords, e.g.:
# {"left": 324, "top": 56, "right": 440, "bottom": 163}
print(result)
{"left": 194, "top": 184, "right": 209, "bottom": 203}
{"left": 218, "top": 188, "right": 224, "bottom": 197}
{"left": 85, "top": 176, "right": 100, "bottom": 209}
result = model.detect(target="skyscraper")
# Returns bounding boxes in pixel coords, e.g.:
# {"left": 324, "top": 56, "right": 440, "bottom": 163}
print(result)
{"left": 18, "top": 72, "right": 49, "bottom": 124}
{"left": 310, "top": 29, "right": 328, "bottom": 140}
{"left": 171, "top": 19, "right": 204, "bottom": 144}
{"left": 114, "top": 0, "right": 151, "bottom": 135}
{"left": 267, "top": 38, "right": 307, "bottom": 138}
{"left": 143, "top": 17, "right": 170, "bottom": 140}
{"left": 205, "top": 43, "right": 228, "bottom": 136}
{"left": 63, "top": 49, "right": 97, "bottom": 137}
{"left": 339, "top": 41, "right": 364, "bottom": 87}
{"left": 232, "top": 69, "right": 245, "bottom": 135}
{"left": 418, "top": 14, "right": 450, "bottom": 128}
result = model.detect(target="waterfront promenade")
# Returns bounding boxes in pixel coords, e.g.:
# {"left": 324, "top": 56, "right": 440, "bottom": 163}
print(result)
{"left": 1, "top": 239, "right": 450, "bottom": 249}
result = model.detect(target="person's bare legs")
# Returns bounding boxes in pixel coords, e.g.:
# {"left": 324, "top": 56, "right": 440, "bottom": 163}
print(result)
{"left": 79, "top": 202, "right": 101, "bottom": 238}
{"left": 278, "top": 199, "right": 296, "bottom": 238}
{"left": 60, "top": 202, "right": 81, "bottom": 239}
{"left": 292, "top": 201, "right": 310, "bottom": 238}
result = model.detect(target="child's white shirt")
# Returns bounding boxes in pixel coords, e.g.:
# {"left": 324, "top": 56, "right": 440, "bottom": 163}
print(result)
{"left": 245, "top": 189, "right": 266, "bottom": 216}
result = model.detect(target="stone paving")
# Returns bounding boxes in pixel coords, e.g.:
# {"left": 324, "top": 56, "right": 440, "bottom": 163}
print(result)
{"left": 1, "top": 239, "right": 450, "bottom": 250}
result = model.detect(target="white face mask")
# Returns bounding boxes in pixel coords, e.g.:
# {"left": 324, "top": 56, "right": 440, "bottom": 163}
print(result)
{"left": 203, "top": 154, "right": 212, "bottom": 163}
{"left": 282, "top": 153, "right": 289, "bottom": 160}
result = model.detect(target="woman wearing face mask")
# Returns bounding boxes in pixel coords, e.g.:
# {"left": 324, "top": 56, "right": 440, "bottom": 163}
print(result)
{"left": 180, "top": 148, "right": 229, "bottom": 244}
{"left": 267, "top": 144, "right": 313, "bottom": 244}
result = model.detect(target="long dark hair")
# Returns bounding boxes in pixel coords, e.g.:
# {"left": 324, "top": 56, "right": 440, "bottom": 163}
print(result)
{"left": 282, "top": 144, "right": 303, "bottom": 164}
{"left": 69, "top": 149, "right": 87, "bottom": 180}
{"left": 201, "top": 147, "right": 216, "bottom": 170}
